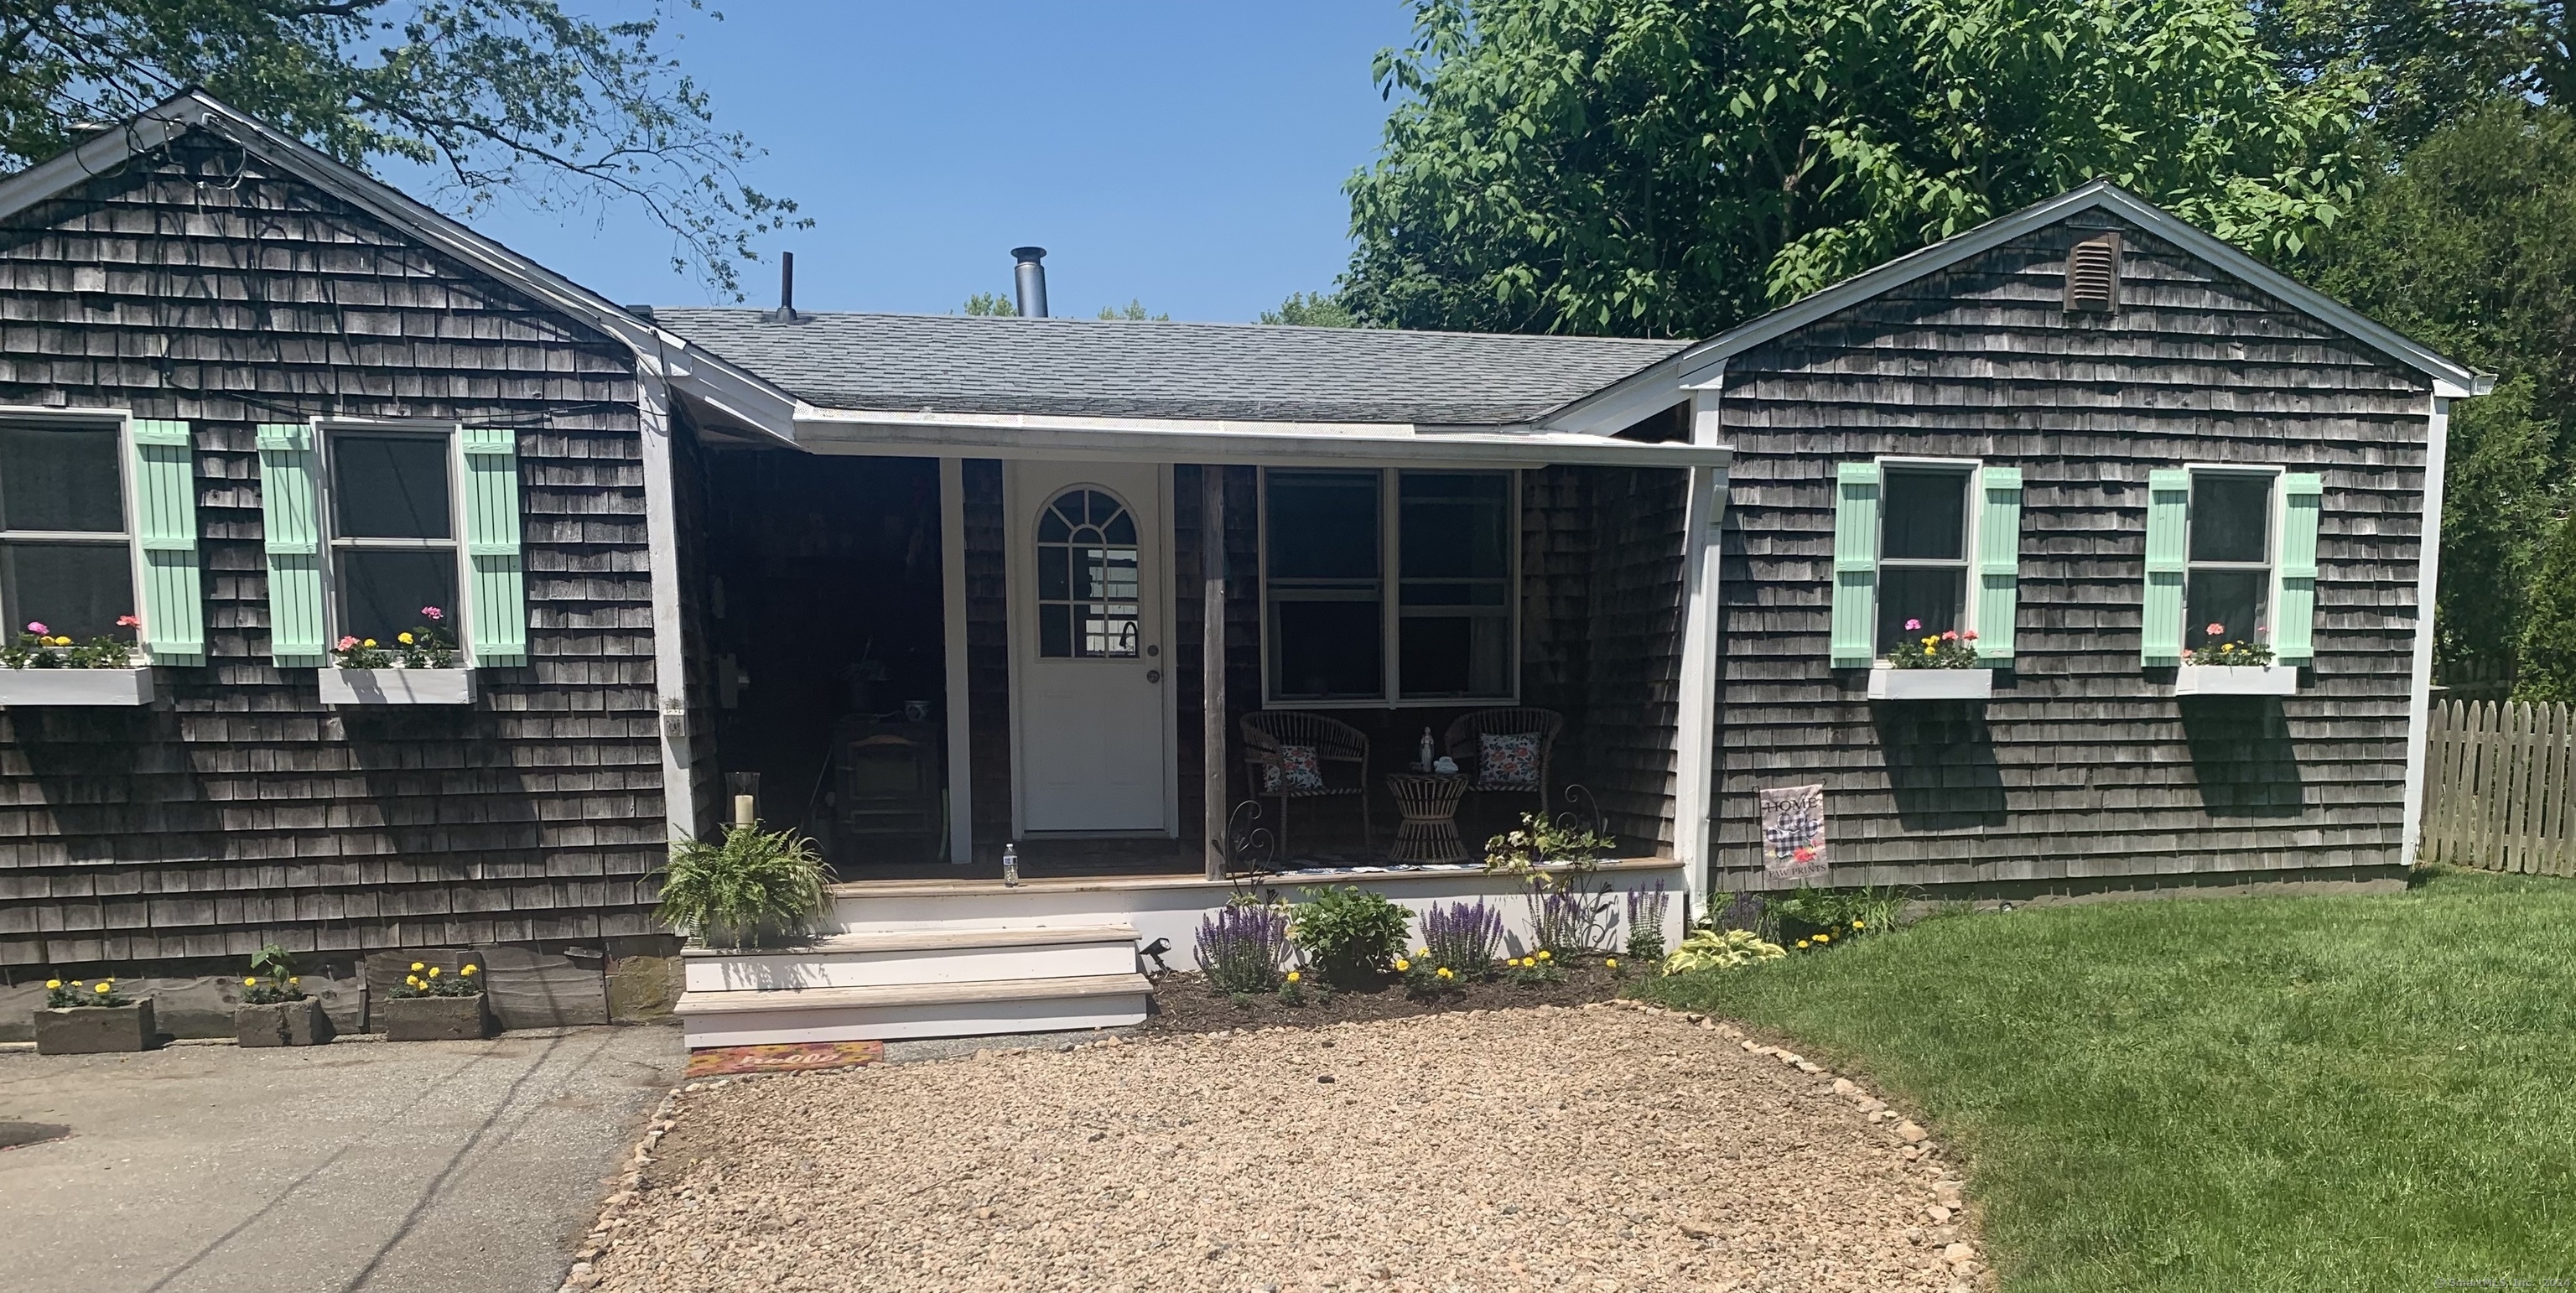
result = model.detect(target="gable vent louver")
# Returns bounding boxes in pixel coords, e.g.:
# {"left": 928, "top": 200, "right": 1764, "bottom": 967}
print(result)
{"left": 2064, "top": 232, "right": 2122, "bottom": 314}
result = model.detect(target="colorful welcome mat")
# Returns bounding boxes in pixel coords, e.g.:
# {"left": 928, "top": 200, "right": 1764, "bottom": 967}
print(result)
{"left": 685, "top": 1040, "right": 884, "bottom": 1078}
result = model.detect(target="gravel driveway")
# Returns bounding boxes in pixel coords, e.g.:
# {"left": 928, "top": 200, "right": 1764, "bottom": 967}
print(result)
{"left": 580, "top": 1003, "right": 1981, "bottom": 1292}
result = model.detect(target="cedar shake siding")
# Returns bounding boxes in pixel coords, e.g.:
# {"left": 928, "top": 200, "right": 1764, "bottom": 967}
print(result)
{"left": 0, "top": 132, "right": 665, "bottom": 972}
{"left": 1712, "top": 207, "right": 2432, "bottom": 891}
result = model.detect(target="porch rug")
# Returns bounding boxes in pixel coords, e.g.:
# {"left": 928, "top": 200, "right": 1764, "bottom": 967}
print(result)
{"left": 684, "top": 1040, "right": 884, "bottom": 1079}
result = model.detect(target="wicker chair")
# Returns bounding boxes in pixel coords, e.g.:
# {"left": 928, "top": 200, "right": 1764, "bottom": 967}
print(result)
{"left": 1241, "top": 711, "right": 1374, "bottom": 856}
{"left": 1445, "top": 707, "right": 1566, "bottom": 815}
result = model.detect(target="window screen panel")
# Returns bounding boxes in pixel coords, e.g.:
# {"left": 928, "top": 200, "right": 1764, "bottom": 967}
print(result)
{"left": 1265, "top": 471, "right": 1379, "bottom": 579}
{"left": 1881, "top": 469, "right": 1969, "bottom": 561}
{"left": 337, "top": 548, "right": 459, "bottom": 642}
{"left": 2186, "top": 569, "right": 2267, "bottom": 647}
{"left": 1400, "top": 613, "right": 1512, "bottom": 698}
{"left": 0, "top": 423, "right": 122, "bottom": 532}
{"left": 2189, "top": 475, "right": 2271, "bottom": 563}
{"left": 0, "top": 541, "right": 133, "bottom": 640}
{"left": 330, "top": 435, "right": 453, "bottom": 540}
{"left": 1877, "top": 566, "right": 1967, "bottom": 654}
{"left": 1270, "top": 599, "right": 1382, "bottom": 700}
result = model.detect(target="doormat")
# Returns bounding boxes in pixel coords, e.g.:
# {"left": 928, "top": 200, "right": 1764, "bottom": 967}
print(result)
{"left": 685, "top": 1040, "right": 885, "bottom": 1078}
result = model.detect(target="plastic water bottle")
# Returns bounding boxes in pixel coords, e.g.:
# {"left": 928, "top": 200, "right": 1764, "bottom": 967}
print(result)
{"left": 1002, "top": 842, "right": 1020, "bottom": 887}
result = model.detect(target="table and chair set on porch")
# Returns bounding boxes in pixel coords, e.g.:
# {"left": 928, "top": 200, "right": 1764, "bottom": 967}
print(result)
{"left": 1238, "top": 707, "right": 1566, "bottom": 866}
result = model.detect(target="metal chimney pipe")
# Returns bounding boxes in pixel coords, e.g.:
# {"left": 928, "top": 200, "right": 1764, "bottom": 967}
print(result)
{"left": 771, "top": 252, "right": 799, "bottom": 323}
{"left": 1011, "top": 247, "right": 1049, "bottom": 318}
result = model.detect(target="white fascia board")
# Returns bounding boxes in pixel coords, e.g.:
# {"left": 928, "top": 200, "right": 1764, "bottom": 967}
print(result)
{"left": 1568, "top": 180, "right": 2490, "bottom": 405}
{"left": 1537, "top": 350, "right": 1697, "bottom": 435}
{"left": 791, "top": 406, "right": 1732, "bottom": 470}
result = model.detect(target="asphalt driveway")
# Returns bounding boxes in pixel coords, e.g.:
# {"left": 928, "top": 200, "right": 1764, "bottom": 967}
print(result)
{"left": 0, "top": 1025, "right": 683, "bottom": 1293}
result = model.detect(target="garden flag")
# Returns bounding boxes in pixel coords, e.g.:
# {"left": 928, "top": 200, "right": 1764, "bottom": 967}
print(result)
{"left": 1760, "top": 784, "right": 1829, "bottom": 876}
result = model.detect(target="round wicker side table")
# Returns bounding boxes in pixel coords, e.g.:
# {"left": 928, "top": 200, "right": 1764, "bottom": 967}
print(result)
{"left": 1384, "top": 772, "right": 1471, "bottom": 863}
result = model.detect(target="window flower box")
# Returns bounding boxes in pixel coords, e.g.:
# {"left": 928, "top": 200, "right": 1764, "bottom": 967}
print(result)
{"left": 1867, "top": 666, "right": 1994, "bottom": 701}
{"left": 0, "top": 666, "right": 153, "bottom": 706}
{"left": 2173, "top": 663, "right": 2298, "bottom": 697}
{"left": 319, "top": 667, "right": 475, "bottom": 705}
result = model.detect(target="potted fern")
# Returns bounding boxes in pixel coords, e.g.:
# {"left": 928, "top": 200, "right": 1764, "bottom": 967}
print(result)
{"left": 656, "top": 823, "right": 834, "bottom": 949}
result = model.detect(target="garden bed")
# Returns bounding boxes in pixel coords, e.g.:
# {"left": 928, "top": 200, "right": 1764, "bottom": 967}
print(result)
{"left": 1139, "top": 956, "right": 1634, "bottom": 1034}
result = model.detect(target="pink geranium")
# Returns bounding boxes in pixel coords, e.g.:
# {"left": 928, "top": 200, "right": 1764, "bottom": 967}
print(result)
{"left": 1903, "top": 618, "right": 1921, "bottom": 631}
{"left": 24, "top": 622, "right": 44, "bottom": 635}
{"left": 420, "top": 606, "right": 444, "bottom": 621}
{"left": 2205, "top": 622, "right": 2225, "bottom": 637}
{"left": 1963, "top": 630, "right": 1979, "bottom": 641}
{"left": 1941, "top": 630, "right": 1959, "bottom": 641}
{"left": 115, "top": 614, "right": 140, "bottom": 629}
{"left": 336, "top": 636, "right": 360, "bottom": 651}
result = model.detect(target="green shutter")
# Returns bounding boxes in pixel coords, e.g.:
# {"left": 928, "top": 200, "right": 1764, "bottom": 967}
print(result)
{"left": 460, "top": 428, "right": 527, "bottom": 667}
{"left": 257, "top": 423, "right": 326, "bottom": 667}
{"left": 1830, "top": 461, "right": 1882, "bottom": 667}
{"left": 1974, "top": 465, "right": 2022, "bottom": 665}
{"left": 2142, "top": 469, "right": 2189, "bottom": 667}
{"left": 2273, "top": 473, "right": 2324, "bottom": 664}
{"left": 127, "top": 420, "right": 205, "bottom": 666}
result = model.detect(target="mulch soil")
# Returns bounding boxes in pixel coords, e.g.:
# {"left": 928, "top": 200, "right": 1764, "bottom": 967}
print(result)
{"left": 1138, "top": 956, "right": 1638, "bottom": 1034}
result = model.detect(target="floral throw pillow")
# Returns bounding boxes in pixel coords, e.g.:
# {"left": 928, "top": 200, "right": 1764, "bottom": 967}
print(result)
{"left": 1478, "top": 732, "right": 1540, "bottom": 788}
{"left": 1263, "top": 743, "right": 1325, "bottom": 793}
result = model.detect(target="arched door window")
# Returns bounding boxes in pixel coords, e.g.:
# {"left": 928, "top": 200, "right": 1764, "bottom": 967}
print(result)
{"left": 1035, "top": 487, "right": 1140, "bottom": 657}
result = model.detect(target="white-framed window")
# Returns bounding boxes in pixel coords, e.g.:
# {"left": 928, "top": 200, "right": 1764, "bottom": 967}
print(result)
{"left": 2182, "top": 465, "right": 2280, "bottom": 652}
{"left": 1034, "top": 486, "right": 1141, "bottom": 658}
{"left": 1259, "top": 467, "right": 1518, "bottom": 706}
{"left": 0, "top": 411, "right": 139, "bottom": 643}
{"left": 317, "top": 420, "right": 467, "bottom": 650}
{"left": 1873, "top": 460, "right": 1979, "bottom": 655}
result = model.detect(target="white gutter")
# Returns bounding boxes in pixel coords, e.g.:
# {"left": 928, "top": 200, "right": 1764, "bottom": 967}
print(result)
{"left": 790, "top": 405, "right": 1732, "bottom": 470}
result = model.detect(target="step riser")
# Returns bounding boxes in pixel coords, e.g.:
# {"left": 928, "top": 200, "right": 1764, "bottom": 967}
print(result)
{"left": 680, "top": 994, "right": 1150, "bottom": 1047}
{"left": 683, "top": 941, "right": 1137, "bottom": 993}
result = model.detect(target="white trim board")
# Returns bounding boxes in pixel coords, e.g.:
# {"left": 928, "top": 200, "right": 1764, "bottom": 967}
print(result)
{"left": 792, "top": 409, "right": 1732, "bottom": 470}
{"left": 2400, "top": 397, "right": 2454, "bottom": 862}
{"left": 1541, "top": 180, "right": 2494, "bottom": 434}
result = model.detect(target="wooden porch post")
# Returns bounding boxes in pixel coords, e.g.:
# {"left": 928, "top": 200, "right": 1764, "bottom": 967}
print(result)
{"left": 1202, "top": 464, "right": 1229, "bottom": 880}
{"left": 1671, "top": 389, "right": 1731, "bottom": 899}
{"left": 940, "top": 457, "right": 974, "bottom": 865}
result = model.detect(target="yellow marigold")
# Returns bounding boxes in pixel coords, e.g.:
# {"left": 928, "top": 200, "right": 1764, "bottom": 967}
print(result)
{"left": 93, "top": 982, "right": 112, "bottom": 994}
{"left": 1285, "top": 970, "right": 1301, "bottom": 983}
{"left": 1605, "top": 958, "right": 1618, "bottom": 968}
{"left": 1436, "top": 967, "right": 1453, "bottom": 979}
{"left": 427, "top": 967, "right": 441, "bottom": 978}
{"left": 460, "top": 964, "right": 477, "bottom": 976}
{"left": 1815, "top": 932, "right": 1831, "bottom": 943}
{"left": 1417, "top": 948, "right": 1430, "bottom": 958}
{"left": 1797, "top": 940, "right": 1810, "bottom": 949}
{"left": 1851, "top": 920, "right": 1865, "bottom": 930}
{"left": 411, "top": 961, "right": 425, "bottom": 972}
{"left": 398, "top": 632, "right": 415, "bottom": 645}
{"left": 362, "top": 639, "right": 377, "bottom": 648}
{"left": 1394, "top": 958, "right": 1411, "bottom": 972}
{"left": 1923, "top": 645, "right": 1937, "bottom": 657}
{"left": 1535, "top": 950, "right": 1551, "bottom": 962}
{"left": 405, "top": 975, "right": 422, "bottom": 988}
{"left": 244, "top": 976, "right": 258, "bottom": 986}
{"left": 44, "top": 979, "right": 60, "bottom": 989}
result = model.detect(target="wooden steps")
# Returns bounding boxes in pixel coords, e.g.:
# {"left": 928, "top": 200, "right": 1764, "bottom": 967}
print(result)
{"left": 673, "top": 922, "right": 1150, "bottom": 1047}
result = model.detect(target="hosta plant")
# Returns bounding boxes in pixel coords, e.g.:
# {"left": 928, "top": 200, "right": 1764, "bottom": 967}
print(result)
{"left": 657, "top": 823, "right": 834, "bottom": 948}
{"left": 1664, "top": 928, "right": 1788, "bottom": 974}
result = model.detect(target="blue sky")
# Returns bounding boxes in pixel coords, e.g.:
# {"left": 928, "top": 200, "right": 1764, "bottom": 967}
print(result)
{"left": 409, "top": 3, "right": 1415, "bottom": 322}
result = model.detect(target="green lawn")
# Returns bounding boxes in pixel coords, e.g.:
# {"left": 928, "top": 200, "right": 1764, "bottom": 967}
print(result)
{"left": 1639, "top": 868, "right": 2576, "bottom": 1292}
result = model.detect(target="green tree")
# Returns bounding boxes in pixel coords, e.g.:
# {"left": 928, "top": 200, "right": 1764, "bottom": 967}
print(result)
{"left": 2302, "top": 101, "right": 2576, "bottom": 686}
{"left": 1096, "top": 299, "right": 1171, "bottom": 321}
{"left": 2253, "top": 0, "right": 2563, "bottom": 154}
{"left": 1343, "top": 0, "right": 2365, "bottom": 337}
{"left": 0, "top": 1, "right": 799, "bottom": 298}
{"left": 962, "top": 292, "right": 1018, "bottom": 316}
{"left": 1259, "top": 290, "right": 1358, "bottom": 327}
{"left": 2516, "top": 514, "right": 2576, "bottom": 700}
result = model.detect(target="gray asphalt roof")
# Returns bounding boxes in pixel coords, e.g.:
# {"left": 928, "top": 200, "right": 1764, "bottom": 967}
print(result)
{"left": 647, "top": 309, "right": 1692, "bottom": 425}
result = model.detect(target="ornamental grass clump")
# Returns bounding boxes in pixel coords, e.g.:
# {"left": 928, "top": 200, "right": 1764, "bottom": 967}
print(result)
{"left": 392, "top": 959, "right": 481, "bottom": 998}
{"left": 240, "top": 942, "right": 307, "bottom": 1004}
{"left": 1195, "top": 902, "right": 1291, "bottom": 994}
{"left": 1287, "top": 885, "right": 1411, "bottom": 987}
{"left": 656, "top": 822, "right": 834, "bottom": 948}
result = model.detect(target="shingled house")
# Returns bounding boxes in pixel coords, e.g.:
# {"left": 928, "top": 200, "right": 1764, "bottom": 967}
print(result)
{"left": 0, "top": 92, "right": 2480, "bottom": 1044}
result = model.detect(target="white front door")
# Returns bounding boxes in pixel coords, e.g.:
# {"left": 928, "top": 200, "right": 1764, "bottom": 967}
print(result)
{"left": 1008, "top": 461, "right": 1173, "bottom": 834}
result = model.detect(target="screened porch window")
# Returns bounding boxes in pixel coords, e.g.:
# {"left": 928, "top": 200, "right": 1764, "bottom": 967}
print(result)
{"left": 2186, "top": 470, "right": 2272, "bottom": 651}
{"left": 326, "top": 431, "right": 460, "bottom": 643}
{"left": 0, "top": 420, "right": 132, "bottom": 641}
{"left": 1876, "top": 465, "right": 1973, "bottom": 654}
{"left": 1261, "top": 467, "right": 1517, "bottom": 704}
